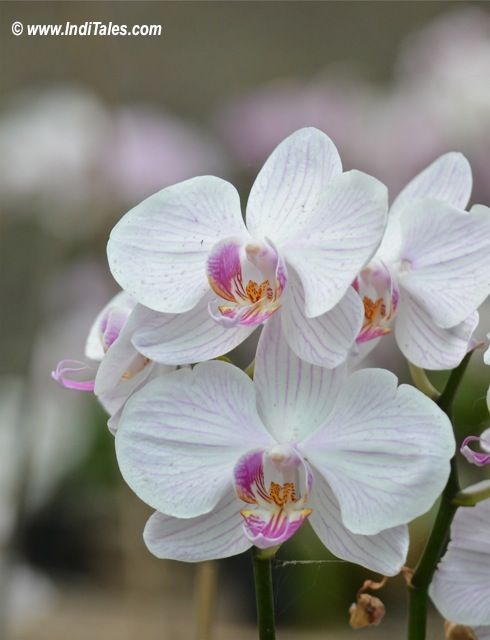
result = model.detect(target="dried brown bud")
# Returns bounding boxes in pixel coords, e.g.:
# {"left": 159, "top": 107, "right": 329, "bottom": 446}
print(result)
{"left": 349, "top": 593, "right": 386, "bottom": 629}
{"left": 444, "top": 622, "right": 477, "bottom": 640}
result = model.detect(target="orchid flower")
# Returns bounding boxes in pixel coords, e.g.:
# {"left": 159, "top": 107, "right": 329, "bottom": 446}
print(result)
{"left": 352, "top": 153, "right": 490, "bottom": 369}
{"left": 107, "top": 127, "right": 388, "bottom": 368}
{"left": 460, "top": 335, "right": 490, "bottom": 466}
{"left": 461, "top": 428, "right": 490, "bottom": 467}
{"left": 430, "top": 488, "right": 490, "bottom": 638}
{"left": 115, "top": 314, "right": 454, "bottom": 574}
{"left": 52, "top": 291, "right": 173, "bottom": 432}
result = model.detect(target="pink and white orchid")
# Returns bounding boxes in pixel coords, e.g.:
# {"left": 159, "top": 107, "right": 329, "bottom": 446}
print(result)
{"left": 461, "top": 339, "right": 490, "bottom": 466}
{"left": 430, "top": 489, "right": 490, "bottom": 637}
{"left": 352, "top": 153, "right": 490, "bottom": 369}
{"left": 107, "top": 127, "right": 388, "bottom": 368}
{"left": 52, "top": 291, "right": 173, "bottom": 432}
{"left": 115, "top": 314, "right": 455, "bottom": 573}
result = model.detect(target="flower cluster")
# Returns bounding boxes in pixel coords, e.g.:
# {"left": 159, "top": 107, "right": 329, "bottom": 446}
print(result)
{"left": 54, "top": 127, "right": 490, "bottom": 629}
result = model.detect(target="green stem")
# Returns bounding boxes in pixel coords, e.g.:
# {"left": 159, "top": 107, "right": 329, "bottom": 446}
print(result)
{"left": 407, "top": 352, "right": 473, "bottom": 640}
{"left": 251, "top": 547, "right": 276, "bottom": 640}
{"left": 453, "top": 480, "right": 490, "bottom": 507}
{"left": 407, "top": 362, "right": 440, "bottom": 401}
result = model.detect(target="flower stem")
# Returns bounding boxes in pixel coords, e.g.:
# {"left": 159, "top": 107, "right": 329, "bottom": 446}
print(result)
{"left": 251, "top": 547, "right": 276, "bottom": 640}
{"left": 407, "top": 352, "right": 473, "bottom": 640}
{"left": 195, "top": 561, "right": 218, "bottom": 640}
{"left": 407, "top": 362, "right": 440, "bottom": 401}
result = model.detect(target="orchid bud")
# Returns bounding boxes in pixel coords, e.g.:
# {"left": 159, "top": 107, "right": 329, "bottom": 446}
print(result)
{"left": 349, "top": 593, "right": 385, "bottom": 629}
{"left": 444, "top": 622, "right": 477, "bottom": 640}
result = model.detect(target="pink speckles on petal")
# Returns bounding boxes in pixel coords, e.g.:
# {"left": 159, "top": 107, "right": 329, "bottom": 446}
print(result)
{"left": 51, "top": 359, "right": 96, "bottom": 392}
{"left": 461, "top": 431, "right": 490, "bottom": 467}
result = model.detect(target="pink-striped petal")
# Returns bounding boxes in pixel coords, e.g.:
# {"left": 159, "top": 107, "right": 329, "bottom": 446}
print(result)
{"left": 394, "top": 294, "right": 478, "bottom": 370}
{"left": 143, "top": 490, "right": 250, "bottom": 562}
{"left": 246, "top": 127, "right": 342, "bottom": 244}
{"left": 390, "top": 152, "right": 472, "bottom": 216}
{"left": 254, "top": 313, "right": 346, "bottom": 442}
{"left": 107, "top": 176, "right": 248, "bottom": 313}
{"left": 397, "top": 201, "right": 490, "bottom": 329}
{"left": 130, "top": 294, "right": 253, "bottom": 364}
{"left": 280, "top": 269, "right": 363, "bottom": 368}
{"left": 309, "top": 472, "right": 409, "bottom": 576}
{"left": 300, "top": 369, "right": 454, "bottom": 535}
{"left": 115, "top": 362, "right": 274, "bottom": 518}
{"left": 430, "top": 492, "right": 490, "bottom": 626}
{"left": 282, "top": 170, "right": 388, "bottom": 318}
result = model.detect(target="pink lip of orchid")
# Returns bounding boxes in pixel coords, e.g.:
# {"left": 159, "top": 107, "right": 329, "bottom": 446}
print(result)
{"left": 430, "top": 485, "right": 490, "bottom": 633}
{"left": 115, "top": 313, "right": 455, "bottom": 569}
{"left": 52, "top": 291, "right": 174, "bottom": 433}
{"left": 107, "top": 127, "right": 388, "bottom": 369}
{"left": 460, "top": 428, "right": 490, "bottom": 467}
{"left": 351, "top": 153, "right": 490, "bottom": 370}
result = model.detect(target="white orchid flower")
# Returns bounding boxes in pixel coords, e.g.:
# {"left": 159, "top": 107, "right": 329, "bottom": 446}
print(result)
{"left": 107, "top": 127, "right": 388, "bottom": 368}
{"left": 430, "top": 489, "right": 490, "bottom": 638}
{"left": 353, "top": 153, "right": 490, "bottom": 369}
{"left": 52, "top": 291, "right": 173, "bottom": 432}
{"left": 115, "top": 314, "right": 454, "bottom": 573}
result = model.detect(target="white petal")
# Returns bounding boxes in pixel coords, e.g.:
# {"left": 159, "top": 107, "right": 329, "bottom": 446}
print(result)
{"left": 430, "top": 496, "right": 490, "bottom": 626}
{"left": 94, "top": 304, "right": 150, "bottom": 396}
{"left": 309, "top": 472, "right": 408, "bottom": 576}
{"left": 85, "top": 291, "right": 136, "bottom": 361}
{"left": 391, "top": 152, "right": 472, "bottom": 216}
{"left": 397, "top": 201, "right": 490, "bottom": 328}
{"left": 115, "top": 362, "right": 274, "bottom": 518}
{"left": 283, "top": 170, "right": 388, "bottom": 317}
{"left": 395, "top": 294, "right": 478, "bottom": 370}
{"left": 300, "top": 369, "right": 455, "bottom": 535}
{"left": 280, "top": 270, "right": 363, "bottom": 368}
{"left": 101, "top": 363, "right": 173, "bottom": 435}
{"left": 131, "top": 293, "right": 254, "bottom": 365}
{"left": 484, "top": 336, "right": 490, "bottom": 365}
{"left": 254, "top": 314, "right": 346, "bottom": 443}
{"left": 143, "top": 491, "right": 250, "bottom": 562}
{"left": 107, "top": 176, "right": 247, "bottom": 313}
{"left": 246, "top": 127, "right": 342, "bottom": 244}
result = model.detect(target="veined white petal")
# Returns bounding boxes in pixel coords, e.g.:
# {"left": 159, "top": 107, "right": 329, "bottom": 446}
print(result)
{"left": 101, "top": 363, "right": 173, "bottom": 435}
{"left": 397, "top": 200, "right": 490, "bottom": 329}
{"left": 300, "top": 369, "right": 454, "bottom": 535}
{"left": 280, "top": 270, "right": 363, "bottom": 368}
{"left": 107, "top": 176, "right": 247, "bottom": 313}
{"left": 246, "top": 127, "right": 342, "bottom": 243}
{"left": 430, "top": 493, "right": 490, "bottom": 626}
{"left": 94, "top": 303, "right": 153, "bottom": 396}
{"left": 309, "top": 472, "right": 408, "bottom": 576}
{"left": 144, "top": 490, "right": 250, "bottom": 562}
{"left": 395, "top": 295, "right": 478, "bottom": 370}
{"left": 283, "top": 170, "right": 388, "bottom": 317}
{"left": 254, "top": 314, "right": 346, "bottom": 443}
{"left": 390, "top": 152, "right": 472, "bottom": 216}
{"left": 131, "top": 293, "right": 253, "bottom": 365}
{"left": 115, "top": 362, "right": 274, "bottom": 518}
{"left": 85, "top": 291, "right": 136, "bottom": 361}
